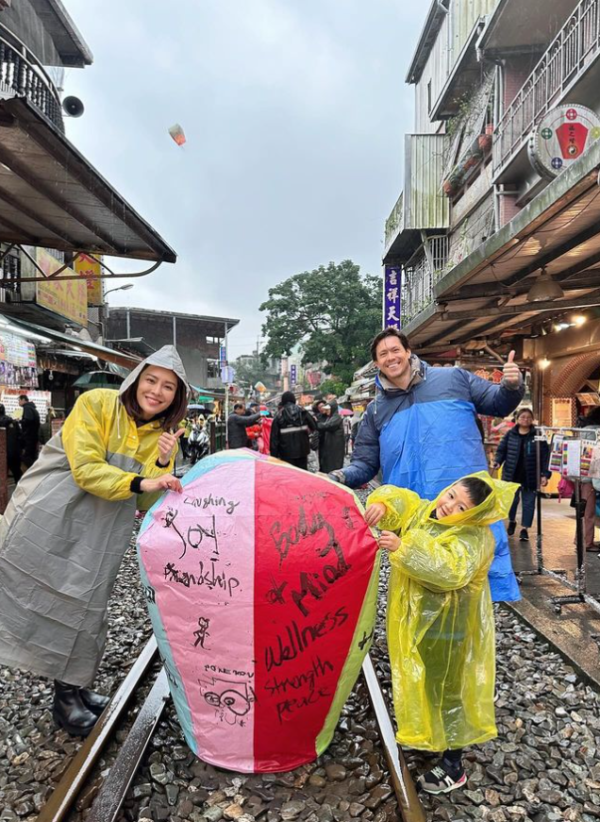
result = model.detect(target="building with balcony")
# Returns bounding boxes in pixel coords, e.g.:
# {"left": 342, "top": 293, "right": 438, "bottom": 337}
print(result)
{"left": 0, "top": 1, "right": 176, "bottom": 335}
{"left": 384, "top": 0, "right": 600, "bottom": 423}
{"left": 105, "top": 307, "right": 239, "bottom": 395}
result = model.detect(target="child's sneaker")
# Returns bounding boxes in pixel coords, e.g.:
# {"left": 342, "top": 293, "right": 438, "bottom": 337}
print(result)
{"left": 418, "top": 763, "right": 467, "bottom": 795}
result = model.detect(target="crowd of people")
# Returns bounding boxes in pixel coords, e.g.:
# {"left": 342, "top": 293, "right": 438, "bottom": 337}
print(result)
{"left": 226, "top": 391, "right": 348, "bottom": 473}
{"left": 0, "top": 328, "right": 576, "bottom": 797}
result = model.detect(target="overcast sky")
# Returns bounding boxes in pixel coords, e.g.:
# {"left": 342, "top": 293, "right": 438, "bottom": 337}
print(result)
{"left": 65, "top": 0, "right": 424, "bottom": 358}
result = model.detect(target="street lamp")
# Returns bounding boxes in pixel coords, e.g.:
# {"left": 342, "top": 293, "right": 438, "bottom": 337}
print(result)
{"left": 104, "top": 284, "right": 133, "bottom": 319}
{"left": 104, "top": 283, "right": 134, "bottom": 298}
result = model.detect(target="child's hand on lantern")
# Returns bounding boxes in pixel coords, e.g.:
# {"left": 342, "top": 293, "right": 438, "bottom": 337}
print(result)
{"left": 377, "top": 530, "right": 401, "bottom": 552}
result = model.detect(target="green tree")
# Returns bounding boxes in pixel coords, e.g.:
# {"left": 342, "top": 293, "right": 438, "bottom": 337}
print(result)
{"left": 260, "top": 260, "right": 382, "bottom": 385}
{"left": 318, "top": 377, "right": 348, "bottom": 397}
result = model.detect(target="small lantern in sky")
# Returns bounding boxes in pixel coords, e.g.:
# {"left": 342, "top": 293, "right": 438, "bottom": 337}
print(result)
{"left": 168, "top": 124, "right": 186, "bottom": 147}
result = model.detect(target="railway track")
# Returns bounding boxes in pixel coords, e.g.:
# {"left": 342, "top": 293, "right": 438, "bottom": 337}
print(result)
{"left": 37, "top": 642, "right": 426, "bottom": 822}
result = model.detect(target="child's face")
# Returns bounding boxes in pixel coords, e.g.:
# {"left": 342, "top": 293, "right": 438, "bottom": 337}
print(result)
{"left": 435, "top": 483, "right": 476, "bottom": 519}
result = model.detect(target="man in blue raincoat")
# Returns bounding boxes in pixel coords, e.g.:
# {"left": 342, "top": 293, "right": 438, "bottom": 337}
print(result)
{"left": 330, "top": 328, "right": 523, "bottom": 601}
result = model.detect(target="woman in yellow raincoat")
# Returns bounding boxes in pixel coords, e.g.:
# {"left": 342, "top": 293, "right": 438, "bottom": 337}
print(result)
{"left": 0, "top": 346, "right": 190, "bottom": 737}
{"left": 365, "top": 472, "right": 517, "bottom": 795}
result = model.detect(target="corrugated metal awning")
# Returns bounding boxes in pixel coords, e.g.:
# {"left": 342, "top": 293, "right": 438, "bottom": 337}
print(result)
{"left": 5, "top": 315, "right": 141, "bottom": 369}
{"left": 0, "top": 96, "right": 176, "bottom": 264}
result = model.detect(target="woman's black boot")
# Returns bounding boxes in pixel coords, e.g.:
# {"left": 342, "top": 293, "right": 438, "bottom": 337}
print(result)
{"left": 53, "top": 680, "right": 98, "bottom": 737}
{"left": 79, "top": 687, "right": 110, "bottom": 716}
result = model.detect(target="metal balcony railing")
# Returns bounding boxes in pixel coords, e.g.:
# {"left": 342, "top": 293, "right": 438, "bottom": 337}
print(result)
{"left": 401, "top": 236, "right": 450, "bottom": 324}
{"left": 384, "top": 192, "right": 404, "bottom": 254}
{"left": 0, "top": 25, "right": 64, "bottom": 132}
{"left": 494, "top": 0, "right": 600, "bottom": 175}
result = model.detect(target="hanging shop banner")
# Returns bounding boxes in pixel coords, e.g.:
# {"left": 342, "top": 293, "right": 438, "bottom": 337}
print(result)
{"left": 0, "top": 363, "right": 38, "bottom": 388}
{"left": 551, "top": 397, "right": 573, "bottom": 428}
{"left": 74, "top": 253, "right": 103, "bottom": 307}
{"left": 383, "top": 266, "right": 402, "bottom": 329}
{"left": 576, "top": 393, "right": 600, "bottom": 407}
{"left": 529, "top": 104, "right": 600, "bottom": 180}
{"left": 137, "top": 451, "right": 380, "bottom": 772}
{"left": 290, "top": 365, "right": 297, "bottom": 386}
{"left": 36, "top": 248, "right": 88, "bottom": 326}
{"left": 220, "top": 365, "right": 234, "bottom": 384}
{"left": 1, "top": 389, "right": 51, "bottom": 422}
{"left": 0, "top": 331, "right": 36, "bottom": 367}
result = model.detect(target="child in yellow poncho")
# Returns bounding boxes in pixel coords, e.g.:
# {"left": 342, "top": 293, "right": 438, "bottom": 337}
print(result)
{"left": 365, "top": 472, "right": 518, "bottom": 795}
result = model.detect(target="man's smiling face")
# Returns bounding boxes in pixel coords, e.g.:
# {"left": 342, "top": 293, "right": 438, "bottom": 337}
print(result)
{"left": 374, "top": 336, "right": 412, "bottom": 387}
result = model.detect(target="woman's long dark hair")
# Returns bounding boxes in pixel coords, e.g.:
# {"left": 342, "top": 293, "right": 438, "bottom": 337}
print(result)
{"left": 120, "top": 365, "right": 188, "bottom": 431}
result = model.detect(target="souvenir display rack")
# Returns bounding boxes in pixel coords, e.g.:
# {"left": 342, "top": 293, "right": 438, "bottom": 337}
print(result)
{"left": 524, "top": 426, "right": 600, "bottom": 615}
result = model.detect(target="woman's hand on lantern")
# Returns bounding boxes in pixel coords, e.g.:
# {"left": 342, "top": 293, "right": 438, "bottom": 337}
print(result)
{"left": 140, "top": 474, "right": 183, "bottom": 494}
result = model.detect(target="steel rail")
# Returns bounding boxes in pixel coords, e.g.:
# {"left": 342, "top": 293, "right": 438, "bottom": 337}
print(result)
{"left": 37, "top": 636, "right": 159, "bottom": 822}
{"left": 87, "top": 668, "right": 170, "bottom": 822}
{"left": 362, "top": 653, "right": 427, "bottom": 822}
{"left": 39, "top": 640, "right": 425, "bottom": 822}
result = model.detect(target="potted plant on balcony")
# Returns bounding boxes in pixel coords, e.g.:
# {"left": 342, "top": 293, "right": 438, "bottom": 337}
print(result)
{"left": 478, "top": 132, "right": 492, "bottom": 153}
{"left": 478, "top": 122, "right": 494, "bottom": 153}
{"left": 442, "top": 166, "right": 465, "bottom": 197}
{"left": 442, "top": 178, "right": 454, "bottom": 196}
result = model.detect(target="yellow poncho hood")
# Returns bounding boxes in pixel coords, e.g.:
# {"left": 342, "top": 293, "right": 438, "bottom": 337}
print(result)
{"left": 426, "top": 471, "right": 520, "bottom": 528}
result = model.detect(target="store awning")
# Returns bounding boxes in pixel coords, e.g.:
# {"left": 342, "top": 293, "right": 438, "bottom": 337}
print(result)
{"left": 0, "top": 96, "right": 176, "bottom": 264}
{"left": 190, "top": 384, "right": 225, "bottom": 400}
{"left": 403, "top": 139, "right": 600, "bottom": 354}
{"left": 5, "top": 316, "right": 141, "bottom": 369}
{"left": 72, "top": 370, "right": 124, "bottom": 389}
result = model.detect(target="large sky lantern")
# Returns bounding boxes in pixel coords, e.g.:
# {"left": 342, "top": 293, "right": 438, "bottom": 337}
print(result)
{"left": 137, "top": 450, "right": 380, "bottom": 772}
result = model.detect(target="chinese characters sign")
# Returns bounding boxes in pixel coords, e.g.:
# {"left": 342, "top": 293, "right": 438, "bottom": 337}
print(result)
{"left": 36, "top": 249, "right": 87, "bottom": 326}
{"left": 74, "top": 253, "right": 103, "bottom": 307}
{"left": 529, "top": 103, "right": 600, "bottom": 179}
{"left": 384, "top": 266, "right": 402, "bottom": 329}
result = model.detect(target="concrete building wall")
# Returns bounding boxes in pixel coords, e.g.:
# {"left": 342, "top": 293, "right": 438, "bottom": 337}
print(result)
{"left": 415, "top": 13, "right": 451, "bottom": 133}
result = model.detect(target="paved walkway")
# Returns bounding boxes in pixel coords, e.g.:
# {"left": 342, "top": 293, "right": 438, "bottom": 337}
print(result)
{"left": 510, "top": 496, "right": 600, "bottom": 595}
{"left": 508, "top": 496, "right": 600, "bottom": 687}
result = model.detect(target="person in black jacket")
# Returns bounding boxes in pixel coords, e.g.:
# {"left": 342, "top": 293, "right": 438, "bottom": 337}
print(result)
{"left": 18, "top": 395, "right": 40, "bottom": 469}
{"left": 270, "top": 391, "right": 316, "bottom": 470}
{"left": 227, "top": 403, "right": 261, "bottom": 449}
{"left": 0, "top": 404, "right": 22, "bottom": 483}
{"left": 494, "top": 408, "right": 550, "bottom": 542}
{"left": 317, "top": 400, "right": 346, "bottom": 474}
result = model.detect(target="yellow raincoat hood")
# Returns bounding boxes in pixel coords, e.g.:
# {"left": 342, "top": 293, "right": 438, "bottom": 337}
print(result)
{"left": 426, "top": 471, "right": 519, "bottom": 528}
{"left": 367, "top": 474, "right": 518, "bottom": 752}
{"left": 119, "top": 345, "right": 192, "bottom": 399}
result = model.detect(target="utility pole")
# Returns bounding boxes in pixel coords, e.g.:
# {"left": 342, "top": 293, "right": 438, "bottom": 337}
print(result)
{"left": 281, "top": 356, "right": 289, "bottom": 392}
